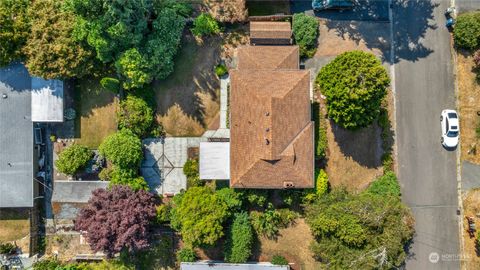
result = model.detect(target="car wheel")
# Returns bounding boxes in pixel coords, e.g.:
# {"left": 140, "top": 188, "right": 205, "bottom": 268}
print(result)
{"left": 440, "top": 115, "right": 443, "bottom": 121}
{"left": 441, "top": 137, "right": 444, "bottom": 143}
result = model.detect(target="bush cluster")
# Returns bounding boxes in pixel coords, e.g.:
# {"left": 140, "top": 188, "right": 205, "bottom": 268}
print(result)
{"left": 454, "top": 12, "right": 480, "bottom": 50}
{"left": 0, "top": 242, "right": 15, "bottom": 254}
{"left": 55, "top": 144, "right": 93, "bottom": 176}
{"left": 215, "top": 64, "right": 228, "bottom": 77}
{"left": 191, "top": 13, "right": 220, "bottom": 37}
{"left": 312, "top": 102, "right": 328, "bottom": 159}
{"left": 224, "top": 212, "right": 253, "bottom": 263}
{"left": 315, "top": 169, "right": 329, "bottom": 196}
{"left": 292, "top": 13, "right": 319, "bottom": 58}
{"left": 117, "top": 95, "right": 154, "bottom": 138}
{"left": 367, "top": 171, "right": 401, "bottom": 197}
{"left": 183, "top": 158, "right": 204, "bottom": 188}
{"left": 271, "top": 255, "right": 288, "bottom": 265}
{"left": 250, "top": 204, "right": 298, "bottom": 239}
{"left": 177, "top": 248, "right": 197, "bottom": 262}
{"left": 99, "top": 129, "right": 143, "bottom": 169}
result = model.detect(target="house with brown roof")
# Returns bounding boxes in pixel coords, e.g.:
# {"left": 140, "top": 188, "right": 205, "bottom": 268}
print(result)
{"left": 229, "top": 45, "right": 314, "bottom": 189}
{"left": 250, "top": 21, "right": 292, "bottom": 45}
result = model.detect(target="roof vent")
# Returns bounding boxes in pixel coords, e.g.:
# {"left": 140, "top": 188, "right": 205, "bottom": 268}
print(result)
{"left": 2, "top": 93, "right": 7, "bottom": 99}
{"left": 266, "top": 128, "right": 270, "bottom": 132}
{"left": 265, "top": 112, "right": 270, "bottom": 116}
{"left": 265, "top": 138, "right": 270, "bottom": 145}
{"left": 283, "top": 181, "right": 295, "bottom": 189}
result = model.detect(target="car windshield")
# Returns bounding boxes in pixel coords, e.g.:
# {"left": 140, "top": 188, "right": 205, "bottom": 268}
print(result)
{"left": 447, "top": 131, "right": 458, "bottom": 137}
{"left": 448, "top": 113, "right": 457, "bottom": 119}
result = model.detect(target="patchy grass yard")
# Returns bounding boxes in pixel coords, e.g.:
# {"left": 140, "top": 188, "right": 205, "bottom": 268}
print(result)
{"left": 457, "top": 52, "right": 480, "bottom": 164}
{"left": 0, "top": 209, "right": 30, "bottom": 243}
{"left": 255, "top": 219, "right": 321, "bottom": 270}
{"left": 74, "top": 77, "right": 118, "bottom": 148}
{"left": 154, "top": 34, "right": 221, "bottom": 137}
{"left": 246, "top": 0, "right": 290, "bottom": 16}
{"left": 462, "top": 189, "right": 480, "bottom": 269}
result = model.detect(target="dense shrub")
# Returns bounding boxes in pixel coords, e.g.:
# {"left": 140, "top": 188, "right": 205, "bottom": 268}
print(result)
{"left": 367, "top": 171, "right": 401, "bottom": 197}
{"left": 316, "top": 51, "right": 390, "bottom": 129}
{"left": 224, "top": 212, "right": 254, "bottom": 263}
{"left": 32, "top": 259, "right": 62, "bottom": 270}
{"left": 215, "top": 64, "right": 228, "bottom": 77}
{"left": 99, "top": 129, "right": 143, "bottom": 169}
{"left": 117, "top": 96, "right": 154, "bottom": 137}
{"left": 155, "top": 204, "right": 171, "bottom": 224}
{"left": 55, "top": 144, "right": 92, "bottom": 176}
{"left": 191, "top": 13, "right": 220, "bottom": 36}
{"left": 100, "top": 77, "right": 121, "bottom": 94}
{"left": 315, "top": 169, "right": 329, "bottom": 196}
{"left": 312, "top": 102, "right": 328, "bottom": 159}
{"left": 271, "top": 255, "right": 288, "bottom": 265}
{"left": 242, "top": 190, "right": 269, "bottom": 208}
{"left": 108, "top": 168, "right": 149, "bottom": 191}
{"left": 170, "top": 187, "right": 229, "bottom": 247}
{"left": 177, "top": 248, "right": 197, "bottom": 262}
{"left": 183, "top": 158, "right": 199, "bottom": 179}
{"left": 216, "top": 188, "right": 242, "bottom": 214}
{"left": 292, "top": 13, "right": 319, "bottom": 58}
{"left": 454, "top": 12, "right": 480, "bottom": 50}
{"left": 250, "top": 204, "right": 297, "bottom": 239}
{"left": 0, "top": 242, "right": 15, "bottom": 254}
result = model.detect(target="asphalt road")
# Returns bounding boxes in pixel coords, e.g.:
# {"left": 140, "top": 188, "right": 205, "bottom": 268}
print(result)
{"left": 393, "top": 0, "right": 460, "bottom": 269}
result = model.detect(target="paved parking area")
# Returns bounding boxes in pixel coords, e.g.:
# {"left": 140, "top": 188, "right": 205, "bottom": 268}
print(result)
{"left": 291, "top": 0, "right": 389, "bottom": 21}
{"left": 462, "top": 161, "right": 480, "bottom": 190}
{"left": 456, "top": 0, "right": 480, "bottom": 13}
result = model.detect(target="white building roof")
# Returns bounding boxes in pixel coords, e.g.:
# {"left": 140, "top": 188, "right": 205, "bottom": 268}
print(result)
{"left": 31, "top": 77, "right": 63, "bottom": 122}
{"left": 199, "top": 142, "right": 230, "bottom": 180}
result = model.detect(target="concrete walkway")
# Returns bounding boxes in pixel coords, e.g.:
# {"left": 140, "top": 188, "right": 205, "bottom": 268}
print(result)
{"left": 462, "top": 161, "right": 480, "bottom": 191}
{"left": 220, "top": 75, "right": 230, "bottom": 129}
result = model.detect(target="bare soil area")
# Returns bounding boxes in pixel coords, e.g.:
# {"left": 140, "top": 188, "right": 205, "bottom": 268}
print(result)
{"left": 461, "top": 189, "right": 480, "bottom": 269}
{"left": 457, "top": 52, "right": 480, "bottom": 164}
{"left": 0, "top": 209, "right": 30, "bottom": 244}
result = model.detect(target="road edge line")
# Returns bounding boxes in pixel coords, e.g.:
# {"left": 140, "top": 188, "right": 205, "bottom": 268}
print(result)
{"left": 388, "top": 0, "right": 398, "bottom": 177}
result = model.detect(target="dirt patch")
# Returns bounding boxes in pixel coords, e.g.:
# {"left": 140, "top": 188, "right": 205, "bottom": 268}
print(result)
{"left": 204, "top": 0, "right": 247, "bottom": 22}
{"left": 74, "top": 78, "right": 118, "bottom": 149}
{"left": 255, "top": 219, "right": 321, "bottom": 270}
{"left": 46, "top": 234, "right": 95, "bottom": 261}
{"left": 457, "top": 52, "right": 480, "bottom": 164}
{"left": 154, "top": 35, "right": 221, "bottom": 137}
{"left": 461, "top": 189, "right": 480, "bottom": 269}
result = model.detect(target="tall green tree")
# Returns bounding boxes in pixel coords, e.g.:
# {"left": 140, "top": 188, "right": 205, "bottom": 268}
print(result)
{"left": 170, "top": 187, "right": 229, "bottom": 247}
{"left": 292, "top": 13, "right": 319, "bottom": 58}
{"left": 24, "top": 0, "right": 95, "bottom": 79}
{"left": 117, "top": 95, "right": 154, "bottom": 137}
{"left": 98, "top": 129, "right": 143, "bottom": 169}
{"left": 0, "top": 0, "right": 30, "bottom": 66}
{"left": 305, "top": 189, "right": 414, "bottom": 269}
{"left": 316, "top": 51, "right": 390, "bottom": 130}
{"left": 55, "top": 144, "right": 93, "bottom": 176}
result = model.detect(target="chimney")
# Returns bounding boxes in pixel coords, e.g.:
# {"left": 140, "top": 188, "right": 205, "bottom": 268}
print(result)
{"left": 283, "top": 181, "right": 294, "bottom": 188}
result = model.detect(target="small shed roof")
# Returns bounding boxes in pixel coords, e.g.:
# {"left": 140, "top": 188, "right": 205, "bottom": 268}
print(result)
{"left": 52, "top": 181, "right": 109, "bottom": 203}
{"left": 199, "top": 142, "right": 230, "bottom": 180}
{"left": 181, "top": 262, "right": 289, "bottom": 270}
{"left": 31, "top": 77, "right": 64, "bottom": 122}
{"left": 250, "top": 21, "right": 292, "bottom": 40}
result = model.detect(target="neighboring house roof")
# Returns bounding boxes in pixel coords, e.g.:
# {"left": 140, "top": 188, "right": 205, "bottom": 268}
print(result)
{"left": 51, "top": 181, "right": 108, "bottom": 219}
{"left": 250, "top": 21, "right": 292, "bottom": 40}
{"left": 230, "top": 47, "right": 314, "bottom": 189}
{"left": 0, "top": 64, "right": 34, "bottom": 208}
{"left": 181, "top": 262, "right": 289, "bottom": 270}
{"left": 237, "top": 46, "right": 299, "bottom": 70}
{"left": 31, "top": 78, "right": 64, "bottom": 122}
{"left": 142, "top": 137, "right": 207, "bottom": 195}
{"left": 199, "top": 142, "right": 230, "bottom": 180}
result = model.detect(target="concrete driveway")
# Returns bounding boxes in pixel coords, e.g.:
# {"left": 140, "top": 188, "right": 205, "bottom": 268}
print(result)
{"left": 394, "top": 0, "right": 460, "bottom": 269}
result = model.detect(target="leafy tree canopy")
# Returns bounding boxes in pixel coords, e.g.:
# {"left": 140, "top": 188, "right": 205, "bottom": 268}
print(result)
{"left": 366, "top": 171, "right": 401, "bottom": 197}
{"left": 117, "top": 95, "right": 154, "bottom": 137}
{"left": 292, "top": 13, "right": 319, "bottom": 58}
{"left": 0, "top": 0, "right": 30, "bottom": 66}
{"left": 170, "top": 186, "right": 229, "bottom": 247}
{"left": 454, "top": 11, "right": 480, "bottom": 50}
{"left": 55, "top": 144, "right": 93, "bottom": 176}
{"left": 316, "top": 51, "right": 390, "bottom": 130}
{"left": 75, "top": 186, "right": 156, "bottom": 257}
{"left": 108, "top": 167, "right": 149, "bottom": 191}
{"left": 98, "top": 129, "right": 143, "bottom": 169}
{"left": 305, "top": 189, "right": 414, "bottom": 269}
{"left": 24, "top": 0, "right": 95, "bottom": 79}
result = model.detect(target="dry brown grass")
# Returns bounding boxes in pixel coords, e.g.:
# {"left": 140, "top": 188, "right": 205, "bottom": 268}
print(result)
{"left": 0, "top": 209, "right": 30, "bottom": 243}
{"left": 196, "top": 90, "right": 220, "bottom": 129}
{"left": 204, "top": 0, "right": 247, "bottom": 22}
{"left": 46, "top": 234, "right": 94, "bottom": 261}
{"left": 158, "top": 104, "right": 204, "bottom": 137}
{"left": 461, "top": 189, "right": 480, "bottom": 269}
{"left": 457, "top": 52, "right": 480, "bottom": 164}
{"left": 257, "top": 219, "right": 323, "bottom": 270}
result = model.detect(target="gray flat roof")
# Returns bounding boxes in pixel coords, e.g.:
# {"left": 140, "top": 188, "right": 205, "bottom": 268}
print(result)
{"left": 51, "top": 181, "right": 109, "bottom": 203}
{"left": 199, "top": 142, "right": 230, "bottom": 180}
{"left": 181, "top": 262, "right": 289, "bottom": 270}
{"left": 0, "top": 63, "right": 34, "bottom": 207}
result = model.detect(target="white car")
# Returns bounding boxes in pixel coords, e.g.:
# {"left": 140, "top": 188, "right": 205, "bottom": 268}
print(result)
{"left": 440, "top": 109, "right": 459, "bottom": 148}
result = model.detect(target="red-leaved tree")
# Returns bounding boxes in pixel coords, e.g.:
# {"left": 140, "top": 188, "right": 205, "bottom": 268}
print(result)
{"left": 75, "top": 185, "right": 156, "bottom": 257}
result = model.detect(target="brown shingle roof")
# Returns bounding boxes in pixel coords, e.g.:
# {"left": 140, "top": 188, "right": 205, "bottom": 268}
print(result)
{"left": 250, "top": 21, "right": 292, "bottom": 40}
{"left": 230, "top": 65, "right": 314, "bottom": 188}
{"left": 237, "top": 46, "right": 299, "bottom": 70}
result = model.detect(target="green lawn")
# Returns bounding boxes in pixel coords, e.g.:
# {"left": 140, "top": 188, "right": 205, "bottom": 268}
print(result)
{"left": 247, "top": 0, "right": 291, "bottom": 16}
{"left": 74, "top": 77, "right": 118, "bottom": 149}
